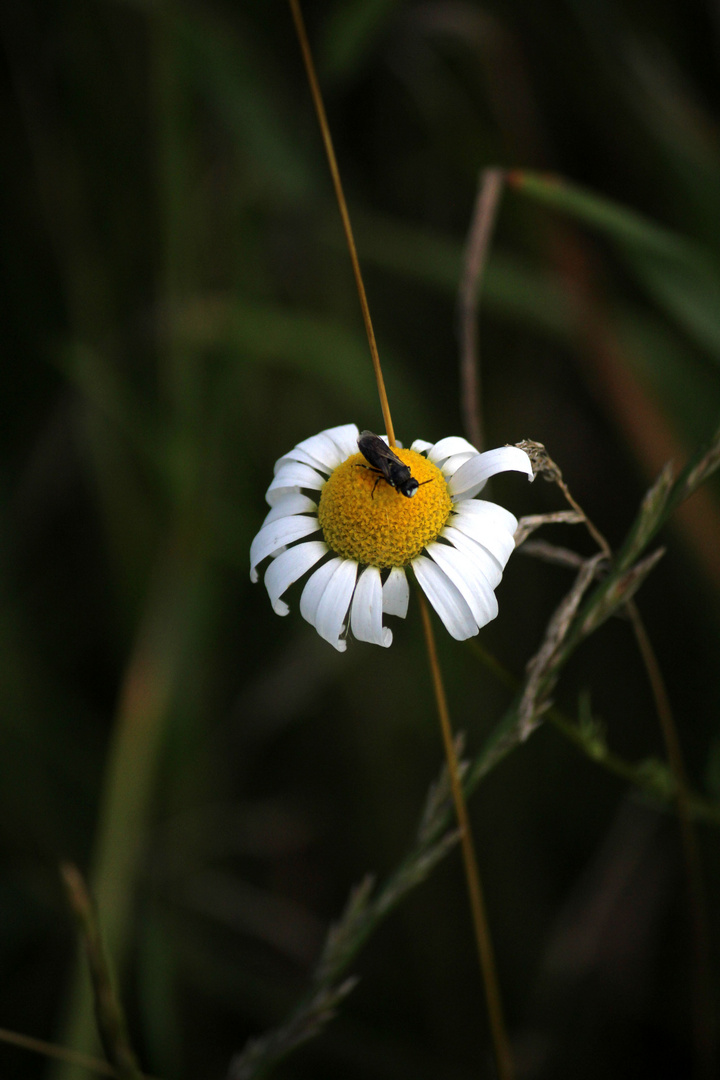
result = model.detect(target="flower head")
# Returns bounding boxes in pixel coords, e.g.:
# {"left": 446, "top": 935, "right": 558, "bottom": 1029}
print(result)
{"left": 250, "top": 423, "right": 533, "bottom": 651}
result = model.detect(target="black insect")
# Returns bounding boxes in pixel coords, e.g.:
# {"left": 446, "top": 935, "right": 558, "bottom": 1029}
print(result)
{"left": 357, "top": 430, "right": 432, "bottom": 498}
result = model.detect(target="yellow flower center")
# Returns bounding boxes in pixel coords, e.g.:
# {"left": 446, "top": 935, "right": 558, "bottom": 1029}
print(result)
{"left": 318, "top": 448, "right": 452, "bottom": 568}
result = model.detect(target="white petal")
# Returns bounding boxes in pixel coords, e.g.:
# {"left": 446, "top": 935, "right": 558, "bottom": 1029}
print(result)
{"left": 250, "top": 515, "right": 320, "bottom": 581}
{"left": 273, "top": 445, "right": 335, "bottom": 476}
{"left": 410, "top": 438, "right": 433, "bottom": 454}
{"left": 313, "top": 559, "right": 358, "bottom": 651}
{"left": 449, "top": 501, "right": 518, "bottom": 565}
{"left": 426, "top": 541, "right": 497, "bottom": 627}
{"left": 300, "top": 557, "right": 358, "bottom": 651}
{"left": 350, "top": 566, "right": 392, "bottom": 647}
{"left": 265, "top": 486, "right": 298, "bottom": 507}
{"left": 427, "top": 436, "right": 478, "bottom": 466}
{"left": 326, "top": 423, "right": 361, "bottom": 460}
{"left": 412, "top": 555, "right": 478, "bottom": 640}
{"left": 295, "top": 428, "right": 353, "bottom": 471}
{"left": 266, "top": 461, "right": 326, "bottom": 505}
{"left": 441, "top": 525, "right": 503, "bottom": 588}
{"left": 382, "top": 567, "right": 409, "bottom": 618}
{"left": 260, "top": 493, "right": 318, "bottom": 528}
{"left": 449, "top": 445, "right": 534, "bottom": 501}
{"left": 300, "top": 558, "right": 340, "bottom": 626}
{"left": 438, "top": 451, "right": 477, "bottom": 479}
{"left": 263, "top": 541, "right": 328, "bottom": 615}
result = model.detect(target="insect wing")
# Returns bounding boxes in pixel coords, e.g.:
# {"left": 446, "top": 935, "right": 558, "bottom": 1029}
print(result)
{"left": 357, "top": 430, "right": 417, "bottom": 496}
{"left": 358, "top": 431, "right": 402, "bottom": 473}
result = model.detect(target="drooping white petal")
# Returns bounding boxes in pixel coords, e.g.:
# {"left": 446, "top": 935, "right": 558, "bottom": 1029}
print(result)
{"left": 427, "top": 435, "right": 479, "bottom": 467}
{"left": 263, "top": 541, "right": 328, "bottom": 615}
{"left": 273, "top": 445, "right": 333, "bottom": 476}
{"left": 426, "top": 541, "right": 497, "bottom": 627}
{"left": 260, "top": 493, "right": 318, "bottom": 528}
{"left": 250, "top": 515, "right": 320, "bottom": 581}
{"left": 350, "top": 566, "right": 392, "bottom": 647}
{"left": 449, "top": 500, "right": 518, "bottom": 565}
{"left": 412, "top": 555, "right": 478, "bottom": 640}
{"left": 410, "top": 438, "right": 433, "bottom": 454}
{"left": 299, "top": 557, "right": 358, "bottom": 651}
{"left": 266, "top": 461, "right": 326, "bottom": 505}
{"left": 382, "top": 567, "right": 409, "bottom": 618}
{"left": 441, "top": 525, "right": 503, "bottom": 588}
{"left": 326, "top": 423, "right": 361, "bottom": 461}
{"left": 437, "top": 451, "right": 477, "bottom": 479}
{"left": 300, "top": 558, "right": 340, "bottom": 627}
{"left": 295, "top": 427, "right": 356, "bottom": 471}
{"left": 313, "top": 558, "right": 358, "bottom": 652}
{"left": 448, "top": 445, "right": 533, "bottom": 501}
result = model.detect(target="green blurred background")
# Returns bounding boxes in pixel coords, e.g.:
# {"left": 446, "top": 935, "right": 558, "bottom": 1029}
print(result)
{"left": 2, "top": 1, "right": 720, "bottom": 1077}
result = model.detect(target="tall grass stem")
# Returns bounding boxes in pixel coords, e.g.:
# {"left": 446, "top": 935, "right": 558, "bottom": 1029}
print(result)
{"left": 553, "top": 466, "right": 714, "bottom": 1077}
{"left": 418, "top": 592, "right": 514, "bottom": 1080}
{"left": 458, "top": 168, "right": 504, "bottom": 451}
{"left": 287, "top": 0, "right": 396, "bottom": 446}
{"left": 53, "top": 542, "right": 202, "bottom": 1078}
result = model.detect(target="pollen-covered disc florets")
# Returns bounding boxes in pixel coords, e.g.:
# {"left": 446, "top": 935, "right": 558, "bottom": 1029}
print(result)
{"left": 318, "top": 449, "right": 451, "bottom": 567}
{"left": 250, "top": 422, "right": 534, "bottom": 651}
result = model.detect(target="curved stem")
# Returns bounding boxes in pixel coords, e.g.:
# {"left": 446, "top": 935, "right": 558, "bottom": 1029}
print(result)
{"left": 53, "top": 539, "right": 202, "bottom": 1079}
{"left": 550, "top": 460, "right": 715, "bottom": 1076}
{"left": 287, "top": 0, "right": 395, "bottom": 446}
{"left": 458, "top": 168, "right": 504, "bottom": 451}
{"left": 418, "top": 592, "right": 514, "bottom": 1080}
{"left": 627, "top": 606, "right": 715, "bottom": 1077}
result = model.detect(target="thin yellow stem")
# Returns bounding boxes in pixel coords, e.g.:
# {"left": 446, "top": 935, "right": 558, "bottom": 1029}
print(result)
{"left": 418, "top": 592, "right": 514, "bottom": 1080}
{"left": 287, "top": 0, "right": 395, "bottom": 446}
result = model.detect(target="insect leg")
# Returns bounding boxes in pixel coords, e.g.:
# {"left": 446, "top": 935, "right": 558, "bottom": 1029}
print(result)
{"left": 354, "top": 462, "right": 387, "bottom": 498}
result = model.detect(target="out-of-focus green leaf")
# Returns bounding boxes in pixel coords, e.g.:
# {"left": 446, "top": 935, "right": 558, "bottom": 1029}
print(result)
{"left": 507, "top": 171, "right": 707, "bottom": 263}
{"left": 615, "top": 309, "right": 720, "bottom": 442}
{"left": 341, "top": 211, "right": 573, "bottom": 338}
{"left": 629, "top": 253, "right": 720, "bottom": 361}
{"left": 320, "top": 0, "right": 402, "bottom": 81}
{"left": 177, "top": 8, "right": 317, "bottom": 203}
{"left": 510, "top": 170, "right": 720, "bottom": 363}
{"left": 173, "top": 296, "right": 409, "bottom": 409}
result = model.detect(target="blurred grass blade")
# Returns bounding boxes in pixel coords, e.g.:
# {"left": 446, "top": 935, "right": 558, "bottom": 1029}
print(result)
{"left": 320, "top": 0, "right": 400, "bottom": 81}
{"left": 617, "top": 419, "right": 720, "bottom": 571}
{"left": 507, "top": 170, "right": 712, "bottom": 264}
{"left": 669, "top": 419, "right": 720, "bottom": 510}
{"left": 342, "top": 210, "right": 572, "bottom": 337}
{"left": 174, "top": 297, "right": 387, "bottom": 405}
{"left": 226, "top": 753, "right": 463, "bottom": 1079}
{"left": 54, "top": 542, "right": 208, "bottom": 1080}
{"left": 509, "top": 170, "right": 720, "bottom": 361}
{"left": 60, "top": 864, "right": 143, "bottom": 1080}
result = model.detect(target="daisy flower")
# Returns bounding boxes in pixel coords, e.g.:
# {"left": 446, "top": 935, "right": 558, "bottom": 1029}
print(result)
{"left": 250, "top": 423, "right": 533, "bottom": 651}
